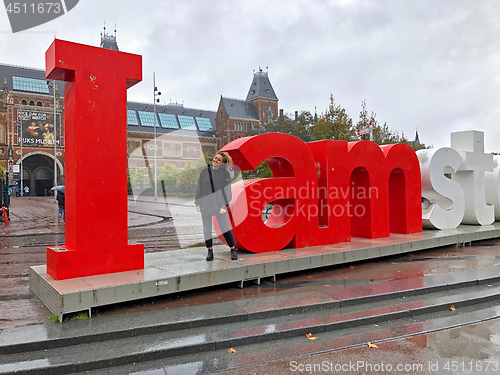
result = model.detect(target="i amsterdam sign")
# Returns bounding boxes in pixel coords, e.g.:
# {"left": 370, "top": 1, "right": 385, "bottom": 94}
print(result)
{"left": 43, "top": 38, "right": 499, "bottom": 280}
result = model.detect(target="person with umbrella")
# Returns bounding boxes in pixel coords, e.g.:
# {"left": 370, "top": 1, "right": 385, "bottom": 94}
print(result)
{"left": 51, "top": 186, "right": 65, "bottom": 224}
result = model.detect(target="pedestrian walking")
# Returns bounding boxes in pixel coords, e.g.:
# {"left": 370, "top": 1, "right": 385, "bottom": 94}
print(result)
{"left": 57, "top": 190, "right": 65, "bottom": 224}
{"left": 24, "top": 185, "right": 29, "bottom": 196}
{"left": 195, "top": 152, "right": 237, "bottom": 261}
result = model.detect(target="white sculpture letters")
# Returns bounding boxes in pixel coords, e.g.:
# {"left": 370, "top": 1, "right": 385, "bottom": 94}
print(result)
{"left": 417, "top": 130, "right": 495, "bottom": 229}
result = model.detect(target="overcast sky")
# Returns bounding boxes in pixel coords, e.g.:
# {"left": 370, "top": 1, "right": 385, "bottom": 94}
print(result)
{"left": 1, "top": 0, "right": 499, "bottom": 151}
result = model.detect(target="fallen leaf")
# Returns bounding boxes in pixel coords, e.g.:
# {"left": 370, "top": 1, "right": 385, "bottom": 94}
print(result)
{"left": 367, "top": 342, "right": 378, "bottom": 349}
{"left": 306, "top": 333, "right": 317, "bottom": 340}
{"left": 350, "top": 266, "right": 356, "bottom": 269}
{"left": 449, "top": 305, "right": 456, "bottom": 311}
{"left": 324, "top": 285, "right": 330, "bottom": 287}
{"left": 228, "top": 348, "right": 237, "bottom": 353}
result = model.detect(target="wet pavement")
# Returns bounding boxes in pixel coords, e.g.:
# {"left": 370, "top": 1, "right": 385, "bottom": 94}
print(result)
{"left": 3, "top": 196, "right": 500, "bottom": 373}
{"left": 0, "top": 195, "right": 209, "bottom": 329}
{"left": 217, "top": 317, "right": 500, "bottom": 375}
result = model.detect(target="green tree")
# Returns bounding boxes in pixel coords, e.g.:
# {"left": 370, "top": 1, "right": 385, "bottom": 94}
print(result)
{"left": 311, "top": 95, "right": 356, "bottom": 141}
{"left": 279, "top": 111, "right": 313, "bottom": 142}
{"left": 129, "top": 168, "right": 149, "bottom": 192}
{"left": 157, "top": 163, "right": 179, "bottom": 195}
{"left": 248, "top": 111, "right": 313, "bottom": 142}
{"left": 0, "top": 164, "right": 6, "bottom": 180}
{"left": 177, "top": 161, "right": 199, "bottom": 194}
{"left": 356, "top": 100, "right": 401, "bottom": 145}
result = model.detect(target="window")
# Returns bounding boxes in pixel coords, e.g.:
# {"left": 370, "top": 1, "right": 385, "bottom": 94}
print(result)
{"left": 158, "top": 113, "right": 179, "bottom": 129}
{"left": 137, "top": 111, "right": 157, "bottom": 127}
{"left": 163, "top": 143, "right": 182, "bottom": 157}
{"left": 29, "top": 101, "right": 35, "bottom": 106}
{"left": 12, "top": 76, "right": 49, "bottom": 94}
{"left": 21, "top": 100, "right": 27, "bottom": 105}
{"left": 36, "top": 102, "right": 42, "bottom": 106}
{"left": 127, "top": 110, "right": 139, "bottom": 125}
{"left": 195, "top": 117, "right": 212, "bottom": 131}
{"left": 177, "top": 115, "right": 197, "bottom": 130}
{"left": 36, "top": 168, "right": 51, "bottom": 179}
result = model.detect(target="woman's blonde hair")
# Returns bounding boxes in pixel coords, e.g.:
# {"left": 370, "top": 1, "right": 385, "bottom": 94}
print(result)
{"left": 217, "top": 152, "right": 233, "bottom": 170}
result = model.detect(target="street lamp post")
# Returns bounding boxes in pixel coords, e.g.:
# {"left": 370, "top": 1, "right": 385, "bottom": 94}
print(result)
{"left": 52, "top": 80, "right": 57, "bottom": 202}
{"left": 19, "top": 120, "right": 22, "bottom": 197}
{"left": 47, "top": 80, "right": 58, "bottom": 202}
{"left": 153, "top": 72, "right": 161, "bottom": 201}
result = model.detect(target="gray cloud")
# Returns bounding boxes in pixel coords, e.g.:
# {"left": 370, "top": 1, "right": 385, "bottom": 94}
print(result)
{"left": 1, "top": 0, "right": 499, "bottom": 150}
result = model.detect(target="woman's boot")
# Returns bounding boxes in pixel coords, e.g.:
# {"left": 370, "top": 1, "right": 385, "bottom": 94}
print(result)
{"left": 231, "top": 247, "right": 237, "bottom": 260}
{"left": 206, "top": 248, "right": 214, "bottom": 261}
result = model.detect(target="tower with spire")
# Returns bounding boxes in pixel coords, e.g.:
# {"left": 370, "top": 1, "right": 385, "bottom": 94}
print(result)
{"left": 215, "top": 67, "right": 280, "bottom": 148}
{"left": 408, "top": 127, "right": 421, "bottom": 148}
{"left": 245, "top": 67, "right": 278, "bottom": 124}
{"left": 100, "top": 23, "right": 119, "bottom": 51}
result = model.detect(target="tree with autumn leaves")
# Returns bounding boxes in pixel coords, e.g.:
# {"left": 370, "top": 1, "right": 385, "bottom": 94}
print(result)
{"left": 242, "top": 95, "right": 427, "bottom": 178}
{"left": 313, "top": 96, "right": 427, "bottom": 150}
{"left": 356, "top": 99, "right": 401, "bottom": 145}
{"left": 311, "top": 95, "right": 357, "bottom": 142}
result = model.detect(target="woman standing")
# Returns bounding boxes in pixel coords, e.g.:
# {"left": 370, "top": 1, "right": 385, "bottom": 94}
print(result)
{"left": 195, "top": 152, "right": 237, "bottom": 261}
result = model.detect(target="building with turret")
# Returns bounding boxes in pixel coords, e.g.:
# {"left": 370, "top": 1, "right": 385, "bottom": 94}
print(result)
{"left": 215, "top": 68, "right": 279, "bottom": 148}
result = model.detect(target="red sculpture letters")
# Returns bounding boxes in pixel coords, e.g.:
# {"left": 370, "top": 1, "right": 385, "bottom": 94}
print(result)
{"left": 45, "top": 39, "right": 144, "bottom": 280}
{"left": 220, "top": 133, "right": 422, "bottom": 253}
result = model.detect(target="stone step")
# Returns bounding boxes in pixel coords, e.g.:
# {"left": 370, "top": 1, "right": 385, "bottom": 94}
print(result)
{"left": 82, "top": 301, "right": 500, "bottom": 375}
{"left": 2, "top": 269, "right": 500, "bottom": 374}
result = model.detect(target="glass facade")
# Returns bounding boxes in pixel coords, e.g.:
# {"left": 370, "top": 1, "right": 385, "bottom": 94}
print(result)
{"left": 195, "top": 117, "right": 213, "bottom": 131}
{"left": 12, "top": 76, "right": 49, "bottom": 94}
{"left": 178, "top": 115, "right": 197, "bottom": 130}
{"left": 138, "top": 111, "right": 157, "bottom": 127}
{"left": 158, "top": 113, "right": 179, "bottom": 129}
{"left": 127, "top": 110, "right": 139, "bottom": 125}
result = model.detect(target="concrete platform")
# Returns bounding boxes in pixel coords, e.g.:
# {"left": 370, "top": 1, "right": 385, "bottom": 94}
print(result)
{"left": 29, "top": 223, "right": 500, "bottom": 321}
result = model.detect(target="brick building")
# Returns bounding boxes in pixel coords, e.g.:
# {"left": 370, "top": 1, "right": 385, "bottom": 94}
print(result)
{"left": 215, "top": 67, "right": 279, "bottom": 148}
{"left": 0, "top": 31, "right": 284, "bottom": 195}
{"left": 0, "top": 31, "right": 218, "bottom": 195}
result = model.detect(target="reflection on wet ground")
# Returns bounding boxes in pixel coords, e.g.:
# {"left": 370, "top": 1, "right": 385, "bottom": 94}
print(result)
{"left": 3, "top": 195, "right": 500, "bottom": 332}
{"left": 217, "top": 317, "right": 500, "bottom": 375}
{"left": 94, "top": 239, "right": 500, "bottom": 318}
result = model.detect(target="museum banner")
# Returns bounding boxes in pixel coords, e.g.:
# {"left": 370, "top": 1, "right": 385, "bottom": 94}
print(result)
{"left": 17, "top": 110, "right": 61, "bottom": 147}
